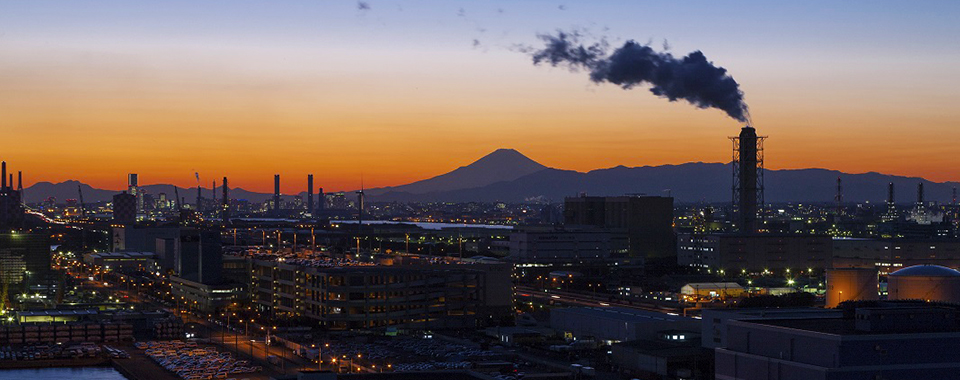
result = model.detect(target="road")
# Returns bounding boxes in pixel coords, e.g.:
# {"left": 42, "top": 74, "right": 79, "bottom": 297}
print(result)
{"left": 516, "top": 285, "right": 681, "bottom": 314}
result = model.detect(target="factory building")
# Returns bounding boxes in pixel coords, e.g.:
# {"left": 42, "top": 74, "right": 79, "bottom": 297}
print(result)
{"left": 680, "top": 282, "right": 745, "bottom": 299}
{"left": 714, "top": 305, "right": 960, "bottom": 380}
{"left": 549, "top": 306, "right": 699, "bottom": 344}
{"left": 83, "top": 252, "right": 156, "bottom": 273}
{"left": 825, "top": 267, "right": 878, "bottom": 308}
{"left": 564, "top": 195, "right": 674, "bottom": 266}
{"left": 887, "top": 265, "right": 960, "bottom": 304}
{"left": 0, "top": 161, "right": 24, "bottom": 230}
{"left": 507, "top": 227, "right": 629, "bottom": 264}
{"left": 250, "top": 258, "right": 512, "bottom": 330}
{"left": 677, "top": 233, "right": 831, "bottom": 271}
{"left": 701, "top": 308, "right": 843, "bottom": 349}
{"left": 832, "top": 238, "right": 960, "bottom": 273}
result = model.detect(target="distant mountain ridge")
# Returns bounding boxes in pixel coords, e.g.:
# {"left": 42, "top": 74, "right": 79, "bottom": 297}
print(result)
{"left": 365, "top": 148, "right": 548, "bottom": 197}
{"left": 21, "top": 149, "right": 960, "bottom": 205}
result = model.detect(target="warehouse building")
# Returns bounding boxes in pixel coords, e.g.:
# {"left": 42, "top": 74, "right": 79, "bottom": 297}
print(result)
{"left": 714, "top": 305, "right": 960, "bottom": 380}
{"left": 550, "top": 306, "right": 699, "bottom": 344}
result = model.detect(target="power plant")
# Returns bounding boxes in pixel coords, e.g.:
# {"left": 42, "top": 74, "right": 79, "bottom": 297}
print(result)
{"left": 0, "top": 161, "right": 24, "bottom": 229}
{"left": 731, "top": 126, "right": 765, "bottom": 234}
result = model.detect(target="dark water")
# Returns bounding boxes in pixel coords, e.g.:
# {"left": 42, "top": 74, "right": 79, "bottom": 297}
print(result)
{"left": 0, "top": 367, "right": 128, "bottom": 380}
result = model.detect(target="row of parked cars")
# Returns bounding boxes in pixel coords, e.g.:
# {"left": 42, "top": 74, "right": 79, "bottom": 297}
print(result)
{"left": 137, "top": 340, "right": 261, "bottom": 380}
{"left": 0, "top": 342, "right": 102, "bottom": 360}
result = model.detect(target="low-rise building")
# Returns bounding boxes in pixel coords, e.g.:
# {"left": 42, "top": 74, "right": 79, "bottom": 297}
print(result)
{"left": 550, "top": 306, "right": 700, "bottom": 344}
{"left": 250, "top": 257, "right": 512, "bottom": 330}
{"left": 170, "top": 275, "right": 245, "bottom": 314}
{"left": 680, "top": 282, "right": 745, "bottom": 299}
{"left": 714, "top": 305, "right": 960, "bottom": 380}
{"left": 508, "top": 227, "right": 629, "bottom": 264}
{"left": 84, "top": 251, "right": 156, "bottom": 273}
{"left": 677, "top": 233, "right": 831, "bottom": 272}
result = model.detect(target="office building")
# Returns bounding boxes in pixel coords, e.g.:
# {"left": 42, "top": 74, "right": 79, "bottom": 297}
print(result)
{"left": 176, "top": 228, "right": 222, "bottom": 284}
{"left": 0, "top": 232, "right": 51, "bottom": 288}
{"left": 250, "top": 258, "right": 512, "bottom": 330}
{"left": 564, "top": 195, "right": 674, "bottom": 265}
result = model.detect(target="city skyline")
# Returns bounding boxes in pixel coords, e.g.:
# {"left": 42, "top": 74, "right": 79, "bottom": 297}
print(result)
{"left": 3, "top": 1, "right": 959, "bottom": 192}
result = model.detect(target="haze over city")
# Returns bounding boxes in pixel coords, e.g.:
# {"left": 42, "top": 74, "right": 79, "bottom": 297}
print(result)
{"left": 2, "top": 1, "right": 960, "bottom": 192}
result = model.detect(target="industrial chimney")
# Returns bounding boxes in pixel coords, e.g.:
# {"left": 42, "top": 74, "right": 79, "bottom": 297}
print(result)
{"left": 307, "top": 174, "right": 314, "bottom": 216}
{"left": 274, "top": 174, "right": 281, "bottom": 212}
{"left": 222, "top": 176, "right": 229, "bottom": 220}
{"left": 1, "top": 161, "right": 6, "bottom": 190}
{"left": 732, "top": 126, "right": 765, "bottom": 234}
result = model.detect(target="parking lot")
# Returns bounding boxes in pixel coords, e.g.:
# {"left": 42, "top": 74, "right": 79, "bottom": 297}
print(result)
{"left": 138, "top": 340, "right": 262, "bottom": 380}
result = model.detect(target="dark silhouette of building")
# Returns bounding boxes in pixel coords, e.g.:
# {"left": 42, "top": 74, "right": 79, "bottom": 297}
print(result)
{"left": 307, "top": 174, "right": 314, "bottom": 216}
{"left": 715, "top": 305, "right": 960, "bottom": 380}
{"left": 273, "top": 174, "right": 281, "bottom": 212}
{"left": 221, "top": 176, "right": 229, "bottom": 220}
{"left": 0, "top": 232, "right": 51, "bottom": 289}
{"left": 176, "top": 228, "right": 222, "bottom": 284}
{"left": 564, "top": 195, "right": 674, "bottom": 265}
{"left": 112, "top": 191, "right": 137, "bottom": 225}
{"left": 0, "top": 162, "right": 24, "bottom": 230}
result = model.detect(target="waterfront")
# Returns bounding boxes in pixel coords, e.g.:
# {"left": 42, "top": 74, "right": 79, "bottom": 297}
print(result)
{"left": 0, "top": 367, "right": 128, "bottom": 380}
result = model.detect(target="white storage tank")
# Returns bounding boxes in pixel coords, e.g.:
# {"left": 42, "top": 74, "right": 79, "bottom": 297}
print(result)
{"left": 888, "top": 265, "right": 960, "bottom": 304}
{"left": 826, "top": 267, "right": 879, "bottom": 308}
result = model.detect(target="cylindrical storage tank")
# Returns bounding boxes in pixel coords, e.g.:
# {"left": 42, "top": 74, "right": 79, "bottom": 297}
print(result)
{"left": 888, "top": 265, "right": 960, "bottom": 303}
{"left": 826, "top": 267, "right": 879, "bottom": 308}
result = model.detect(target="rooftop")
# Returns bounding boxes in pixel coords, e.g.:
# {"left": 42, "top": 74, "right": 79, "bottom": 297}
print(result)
{"left": 890, "top": 265, "right": 960, "bottom": 277}
{"left": 553, "top": 306, "right": 691, "bottom": 323}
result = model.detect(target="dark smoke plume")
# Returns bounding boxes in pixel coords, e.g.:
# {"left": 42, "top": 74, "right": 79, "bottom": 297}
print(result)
{"left": 530, "top": 31, "right": 749, "bottom": 122}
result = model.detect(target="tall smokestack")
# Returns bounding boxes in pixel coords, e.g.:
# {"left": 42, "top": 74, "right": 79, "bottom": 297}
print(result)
{"left": 318, "top": 187, "right": 325, "bottom": 214}
{"left": 274, "top": 174, "right": 281, "bottom": 211}
{"left": 835, "top": 176, "right": 843, "bottom": 215}
{"left": 196, "top": 185, "right": 202, "bottom": 211}
{"left": 888, "top": 183, "right": 895, "bottom": 205}
{"left": 307, "top": 174, "right": 314, "bottom": 215}
{"left": 223, "top": 177, "right": 230, "bottom": 210}
{"left": 2, "top": 161, "right": 6, "bottom": 190}
{"left": 737, "top": 126, "right": 759, "bottom": 234}
{"left": 212, "top": 180, "right": 216, "bottom": 203}
{"left": 17, "top": 171, "right": 22, "bottom": 191}
{"left": 917, "top": 182, "right": 925, "bottom": 206}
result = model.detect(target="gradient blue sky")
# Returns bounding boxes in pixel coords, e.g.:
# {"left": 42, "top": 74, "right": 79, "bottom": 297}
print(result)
{"left": 1, "top": 1, "right": 958, "bottom": 191}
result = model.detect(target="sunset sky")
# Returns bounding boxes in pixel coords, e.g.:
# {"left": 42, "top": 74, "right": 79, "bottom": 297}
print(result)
{"left": 1, "top": 1, "right": 959, "bottom": 193}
